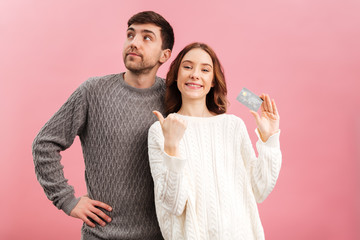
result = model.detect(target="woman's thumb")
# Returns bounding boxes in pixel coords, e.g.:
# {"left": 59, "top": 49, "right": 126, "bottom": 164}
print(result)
{"left": 153, "top": 111, "right": 165, "bottom": 125}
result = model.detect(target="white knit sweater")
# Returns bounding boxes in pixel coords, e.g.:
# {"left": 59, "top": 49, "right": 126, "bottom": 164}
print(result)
{"left": 148, "top": 114, "right": 281, "bottom": 240}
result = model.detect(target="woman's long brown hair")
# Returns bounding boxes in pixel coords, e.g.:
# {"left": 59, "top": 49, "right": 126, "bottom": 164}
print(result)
{"left": 165, "top": 42, "right": 228, "bottom": 115}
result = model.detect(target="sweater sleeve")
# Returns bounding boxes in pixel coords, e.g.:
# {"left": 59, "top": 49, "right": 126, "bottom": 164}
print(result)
{"left": 148, "top": 122, "right": 188, "bottom": 216}
{"left": 32, "top": 82, "right": 88, "bottom": 215}
{"left": 239, "top": 119, "right": 282, "bottom": 203}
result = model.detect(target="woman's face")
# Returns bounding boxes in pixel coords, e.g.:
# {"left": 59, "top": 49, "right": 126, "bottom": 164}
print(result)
{"left": 177, "top": 48, "right": 214, "bottom": 102}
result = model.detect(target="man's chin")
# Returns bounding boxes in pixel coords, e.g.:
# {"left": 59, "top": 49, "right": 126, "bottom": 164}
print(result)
{"left": 125, "top": 65, "right": 143, "bottom": 73}
{"left": 125, "top": 62, "right": 141, "bottom": 70}
{"left": 125, "top": 63, "right": 157, "bottom": 75}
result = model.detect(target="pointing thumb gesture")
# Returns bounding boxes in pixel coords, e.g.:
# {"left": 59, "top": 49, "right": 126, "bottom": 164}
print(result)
{"left": 152, "top": 111, "right": 187, "bottom": 157}
{"left": 153, "top": 111, "right": 165, "bottom": 125}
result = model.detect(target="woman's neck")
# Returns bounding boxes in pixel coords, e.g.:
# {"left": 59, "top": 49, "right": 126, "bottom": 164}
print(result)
{"left": 177, "top": 99, "right": 215, "bottom": 117}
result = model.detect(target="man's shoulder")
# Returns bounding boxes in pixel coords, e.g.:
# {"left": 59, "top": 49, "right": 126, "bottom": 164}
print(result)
{"left": 155, "top": 76, "right": 166, "bottom": 90}
{"left": 156, "top": 76, "right": 166, "bottom": 82}
{"left": 82, "top": 73, "right": 122, "bottom": 88}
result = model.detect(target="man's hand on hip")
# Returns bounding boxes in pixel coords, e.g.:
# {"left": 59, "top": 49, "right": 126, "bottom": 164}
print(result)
{"left": 70, "top": 195, "right": 112, "bottom": 228}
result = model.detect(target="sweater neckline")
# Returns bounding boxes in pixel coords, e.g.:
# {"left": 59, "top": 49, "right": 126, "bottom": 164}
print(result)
{"left": 174, "top": 113, "right": 226, "bottom": 122}
{"left": 118, "top": 73, "right": 163, "bottom": 93}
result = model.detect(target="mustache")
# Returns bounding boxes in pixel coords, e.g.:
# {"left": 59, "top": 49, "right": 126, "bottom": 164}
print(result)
{"left": 125, "top": 48, "right": 142, "bottom": 57}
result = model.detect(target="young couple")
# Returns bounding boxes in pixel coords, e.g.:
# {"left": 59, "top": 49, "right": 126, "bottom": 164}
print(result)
{"left": 33, "top": 11, "right": 281, "bottom": 240}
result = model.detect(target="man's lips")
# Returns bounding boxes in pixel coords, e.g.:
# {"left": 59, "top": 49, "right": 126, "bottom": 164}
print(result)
{"left": 127, "top": 52, "right": 141, "bottom": 57}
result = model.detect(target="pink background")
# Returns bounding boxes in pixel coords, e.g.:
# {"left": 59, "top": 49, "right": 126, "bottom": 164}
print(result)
{"left": 1, "top": 0, "right": 359, "bottom": 239}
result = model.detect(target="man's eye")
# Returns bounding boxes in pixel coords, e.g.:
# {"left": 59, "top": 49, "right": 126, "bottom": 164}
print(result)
{"left": 144, "top": 36, "right": 151, "bottom": 41}
{"left": 127, "top": 33, "right": 134, "bottom": 39}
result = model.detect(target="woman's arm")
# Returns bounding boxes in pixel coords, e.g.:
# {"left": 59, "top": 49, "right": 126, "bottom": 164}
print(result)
{"left": 240, "top": 122, "right": 282, "bottom": 203}
{"left": 241, "top": 94, "right": 282, "bottom": 202}
{"left": 148, "top": 120, "right": 189, "bottom": 216}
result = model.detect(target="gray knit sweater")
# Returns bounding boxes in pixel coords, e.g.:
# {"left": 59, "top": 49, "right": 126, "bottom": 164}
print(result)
{"left": 32, "top": 73, "right": 165, "bottom": 239}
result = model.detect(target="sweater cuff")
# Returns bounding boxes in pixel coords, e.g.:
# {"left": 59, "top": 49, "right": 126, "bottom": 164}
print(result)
{"left": 255, "top": 128, "right": 281, "bottom": 148}
{"left": 61, "top": 195, "right": 80, "bottom": 215}
{"left": 163, "top": 151, "right": 186, "bottom": 173}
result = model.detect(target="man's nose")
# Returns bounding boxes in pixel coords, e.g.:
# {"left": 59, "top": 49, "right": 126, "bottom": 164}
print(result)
{"left": 130, "top": 35, "right": 141, "bottom": 48}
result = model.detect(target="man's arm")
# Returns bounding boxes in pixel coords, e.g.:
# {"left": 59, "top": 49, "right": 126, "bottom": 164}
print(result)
{"left": 32, "top": 82, "right": 112, "bottom": 227}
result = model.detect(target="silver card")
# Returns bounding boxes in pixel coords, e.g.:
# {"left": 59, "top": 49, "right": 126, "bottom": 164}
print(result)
{"left": 236, "top": 88, "right": 263, "bottom": 111}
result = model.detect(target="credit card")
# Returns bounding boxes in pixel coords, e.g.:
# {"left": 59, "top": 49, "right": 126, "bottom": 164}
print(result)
{"left": 236, "top": 87, "right": 263, "bottom": 111}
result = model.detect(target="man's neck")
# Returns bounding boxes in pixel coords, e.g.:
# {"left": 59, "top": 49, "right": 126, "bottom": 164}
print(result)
{"left": 123, "top": 70, "right": 158, "bottom": 89}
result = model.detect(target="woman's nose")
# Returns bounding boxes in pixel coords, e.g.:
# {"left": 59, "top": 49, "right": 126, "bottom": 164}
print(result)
{"left": 190, "top": 68, "right": 200, "bottom": 80}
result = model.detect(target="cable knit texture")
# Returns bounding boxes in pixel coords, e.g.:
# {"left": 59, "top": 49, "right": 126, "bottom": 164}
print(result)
{"left": 148, "top": 113, "right": 281, "bottom": 240}
{"left": 33, "top": 73, "right": 165, "bottom": 240}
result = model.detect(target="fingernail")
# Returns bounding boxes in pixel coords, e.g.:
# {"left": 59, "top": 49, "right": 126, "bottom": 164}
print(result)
{"left": 108, "top": 218, "right": 111, "bottom": 222}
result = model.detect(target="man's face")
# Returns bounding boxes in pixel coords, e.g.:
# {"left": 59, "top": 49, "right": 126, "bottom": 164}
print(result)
{"left": 123, "top": 23, "right": 166, "bottom": 74}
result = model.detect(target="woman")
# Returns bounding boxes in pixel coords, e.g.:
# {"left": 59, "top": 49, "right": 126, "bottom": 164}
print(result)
{"left": 148, "top": 42, "right": 281, "bottom": 240}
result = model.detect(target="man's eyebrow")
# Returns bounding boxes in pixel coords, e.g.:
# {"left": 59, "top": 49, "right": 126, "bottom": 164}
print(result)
{"left": 142, "top": 29, "right": 156, "bottom": 37}
{"left": 182, "top": 60, "right": 213, "bottom": 68}
{"left": 126, "top": 28, "right": 156, "bottom": 37}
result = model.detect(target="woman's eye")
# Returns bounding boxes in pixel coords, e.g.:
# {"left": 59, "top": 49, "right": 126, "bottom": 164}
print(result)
{"left": 183, "top": 66, "right": 191, "bottom": 69}
{"left": 202, "top": 68, "right": 210, "bottom": 72}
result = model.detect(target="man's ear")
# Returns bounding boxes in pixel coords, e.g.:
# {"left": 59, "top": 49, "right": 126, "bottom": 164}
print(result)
{"left": 159, "top": 49, "right": 171, "bottom": 64}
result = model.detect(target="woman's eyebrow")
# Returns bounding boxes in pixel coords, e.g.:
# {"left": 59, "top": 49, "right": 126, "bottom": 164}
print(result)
{"left": 181, "top": 60, "right": 213, "bottom": 68}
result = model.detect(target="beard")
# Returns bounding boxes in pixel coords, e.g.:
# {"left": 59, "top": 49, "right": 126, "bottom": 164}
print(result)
{"left": 124, "top": 55, "right": 159, "bottom": 75}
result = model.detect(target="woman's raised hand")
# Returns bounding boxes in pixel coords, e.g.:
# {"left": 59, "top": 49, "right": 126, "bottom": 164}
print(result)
{"left": 250, "top": 94, "right": 280, "bottom": 142}
{"left": 153, "top": 111, "right": 187, "bottom": 157}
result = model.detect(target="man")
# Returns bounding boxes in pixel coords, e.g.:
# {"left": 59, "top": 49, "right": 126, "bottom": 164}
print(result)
{"left": 32, "top": 11, "right": 174, "bottom": 239}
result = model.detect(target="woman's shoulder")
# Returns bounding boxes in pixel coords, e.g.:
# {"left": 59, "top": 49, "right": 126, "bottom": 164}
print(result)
{"left": 221, "top": 114, "right": 245, "bottom": 125}
{"left": 149, "top": 120, "right": 161, "bottom": 130}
